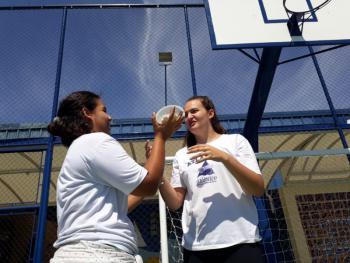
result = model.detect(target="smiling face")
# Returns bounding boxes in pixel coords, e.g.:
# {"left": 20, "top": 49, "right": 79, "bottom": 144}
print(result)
{"left": 86, "top": 98, "right": 112, "bottom": 134}
{"left": 184, "top": 99, "right": 214, "bottom": 136}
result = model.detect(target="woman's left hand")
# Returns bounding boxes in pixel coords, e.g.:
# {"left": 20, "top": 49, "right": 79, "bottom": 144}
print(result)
{"left": 187, "top": 144, "right": 229, "bottom": 163}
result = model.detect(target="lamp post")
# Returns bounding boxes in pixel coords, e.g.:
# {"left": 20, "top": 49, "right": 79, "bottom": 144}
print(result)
{"left": 159, "top": 52, "right": 172, "bottom": 106}
{"left": 158, "top": 52, "right": 172, "bottom": 263}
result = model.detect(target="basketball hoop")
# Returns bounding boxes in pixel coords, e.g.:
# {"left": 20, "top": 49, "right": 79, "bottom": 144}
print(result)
{"left": 283, "top": 0, "right": 333, "bottom": 36}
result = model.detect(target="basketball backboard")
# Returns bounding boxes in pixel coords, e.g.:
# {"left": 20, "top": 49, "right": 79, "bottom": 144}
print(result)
{"left": 204, "top": 0, "right": 350, "bottom": 49}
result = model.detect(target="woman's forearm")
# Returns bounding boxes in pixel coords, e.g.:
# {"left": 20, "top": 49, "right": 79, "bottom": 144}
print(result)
{"left": 128, "top": 194, "right": 144, "bottom": 213}
{"left": 159, "top": 179, "right": 186, "bottom": 211}
{"left": 132, "top": 134, "right": 166, "bottom": 196}
{"left": 222, "top": 154, "right": 265, "bottom": 197}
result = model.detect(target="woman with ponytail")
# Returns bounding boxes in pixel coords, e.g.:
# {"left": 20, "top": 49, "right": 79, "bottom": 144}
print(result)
{"left": 48, "top": 91, "right": 182, "bottom": 263}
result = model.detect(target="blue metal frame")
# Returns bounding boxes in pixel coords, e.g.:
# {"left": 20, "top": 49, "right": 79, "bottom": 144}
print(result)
{"left": 242, "top": 46, "right": 281, "bottom": 263}
{"left": 278, "top": 44, "right": 348, "bottom": 65}
{"left": 0, "top": 205, "right": 40, "bottom": 214}
{"left": 238, "top": 49, "right": 261, "bottom": 64}
{"left": 33, "top": 8, "right": 68, "bottom": 263}
{"left": 184, "top": 6, "right": 198, "bottom": 96}
{"left": 0, "top": 144, "right": 47, "bottom": 153}
{"left": 1, "top": 110, "right": 349, "bottom": 147}
{"left": 308, "top": 46, "right": 350, "bottom": 163}
{"left": 0, "top": 3, "right": 204, "bottom": 10}
{"left": 243, "top": 47, "right": 282, "bottom": 151}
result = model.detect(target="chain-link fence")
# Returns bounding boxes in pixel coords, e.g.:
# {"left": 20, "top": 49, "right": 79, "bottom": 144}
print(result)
{"left": 0, "top": 2, "right": 349, "bottom": 263}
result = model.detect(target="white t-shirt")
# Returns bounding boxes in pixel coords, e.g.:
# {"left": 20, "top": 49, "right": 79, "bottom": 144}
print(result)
{"left": 171, "top": 134, "right": 262, "bottom": 251}
{"left": 54, "top": 132, "right": 148, "bottom": 254}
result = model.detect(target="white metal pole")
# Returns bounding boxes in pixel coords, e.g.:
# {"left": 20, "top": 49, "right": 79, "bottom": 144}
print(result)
{"left": 165, "top": 148, "right": 350, "bottom": 162}
{"left": 255, "top": 148, "right": 350, "bottom": 160}
{"left": 159, "top": 194, "right": 169, "bottom": 263}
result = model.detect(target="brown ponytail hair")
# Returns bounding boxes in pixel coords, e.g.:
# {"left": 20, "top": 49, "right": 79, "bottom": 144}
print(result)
{"left": 47, "top": 91, "right": 100, "bottom": 147}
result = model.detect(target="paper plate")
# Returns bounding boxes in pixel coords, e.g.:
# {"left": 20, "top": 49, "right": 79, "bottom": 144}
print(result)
{"left": 156, "top": 105, "right": 183, "bottom": 124}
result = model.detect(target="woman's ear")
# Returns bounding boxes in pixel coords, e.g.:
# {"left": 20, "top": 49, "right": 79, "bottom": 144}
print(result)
{"left": 82, "top": 107, "right": 93, "bottom": 120}
{"left": 208, "top": 108, "right": 215, "bottom": 119}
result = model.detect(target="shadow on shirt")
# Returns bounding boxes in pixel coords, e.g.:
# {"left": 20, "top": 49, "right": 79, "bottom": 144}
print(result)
{"left": 185, "top": 192, "right": 257, "bottom": 246}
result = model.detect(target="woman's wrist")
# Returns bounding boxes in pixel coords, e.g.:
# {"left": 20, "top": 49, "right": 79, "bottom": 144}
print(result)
{"left": 154, "top": 132, "right": 167, "bottom": 141}
{"left": 158, "top": 179, "right": 167, "bottom": 193}
{"left": 221, "top": 152, "right": 231, "bottom": 163}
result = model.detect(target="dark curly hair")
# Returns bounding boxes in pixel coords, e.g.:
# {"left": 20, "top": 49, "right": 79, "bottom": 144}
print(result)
{"left": 47, "top": 91, "right": 100, "bottom": 147}
{"left": 185, "top": 96, "right": 226, "bottom": 147}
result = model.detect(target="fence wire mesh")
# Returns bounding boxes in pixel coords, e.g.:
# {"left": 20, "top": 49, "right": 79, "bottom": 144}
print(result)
{"left": 0, "top": 3, "right": 349, "bottom": 263}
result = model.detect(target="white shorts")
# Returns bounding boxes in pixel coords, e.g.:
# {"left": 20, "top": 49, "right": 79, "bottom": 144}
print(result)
{"left": 50, "top": 241, "right": 143, "bottom": 263}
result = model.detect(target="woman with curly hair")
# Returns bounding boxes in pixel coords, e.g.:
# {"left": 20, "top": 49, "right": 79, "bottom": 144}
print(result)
{"left": 48, "top": 91, "right": 182, "bottom": 263}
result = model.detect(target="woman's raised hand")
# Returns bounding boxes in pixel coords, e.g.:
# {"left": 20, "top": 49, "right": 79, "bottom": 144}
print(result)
{"left": 152, "top": 107, "right": 183, "bottom": 140}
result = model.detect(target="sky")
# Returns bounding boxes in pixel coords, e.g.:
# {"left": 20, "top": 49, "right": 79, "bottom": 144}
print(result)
{"left": 0, "top": 0, "right": 349, "bottom": 125}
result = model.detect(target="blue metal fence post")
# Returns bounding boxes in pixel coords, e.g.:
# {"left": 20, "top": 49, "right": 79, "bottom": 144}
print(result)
{"left": 184, "top": 6, "right": 197, "bottom": 97}
{"left": 243, "top": 47, "right": 281, "bottom": 150}
{"left": 308, "top": 46, "right": 350, "bottom": 164}
{"left": 243, "top": 47, "right": 282, "bottom": 263}
{"left": 33, "top": 8, "right": 67, "bottom": 263}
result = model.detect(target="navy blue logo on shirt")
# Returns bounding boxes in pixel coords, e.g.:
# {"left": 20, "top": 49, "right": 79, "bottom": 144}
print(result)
{"left": 198, "top": 161, "right": 214, "bottom": 176}
{"left": 196, "top": 161, "right": 217, "bottom": 186}
{"left": 187, "top": 158, "right": 196, "bottom": 167}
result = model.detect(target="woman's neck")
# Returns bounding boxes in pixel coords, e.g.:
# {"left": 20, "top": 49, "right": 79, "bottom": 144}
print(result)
{"left": 195, "top": 127, "right": 221, "bottom": 144}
